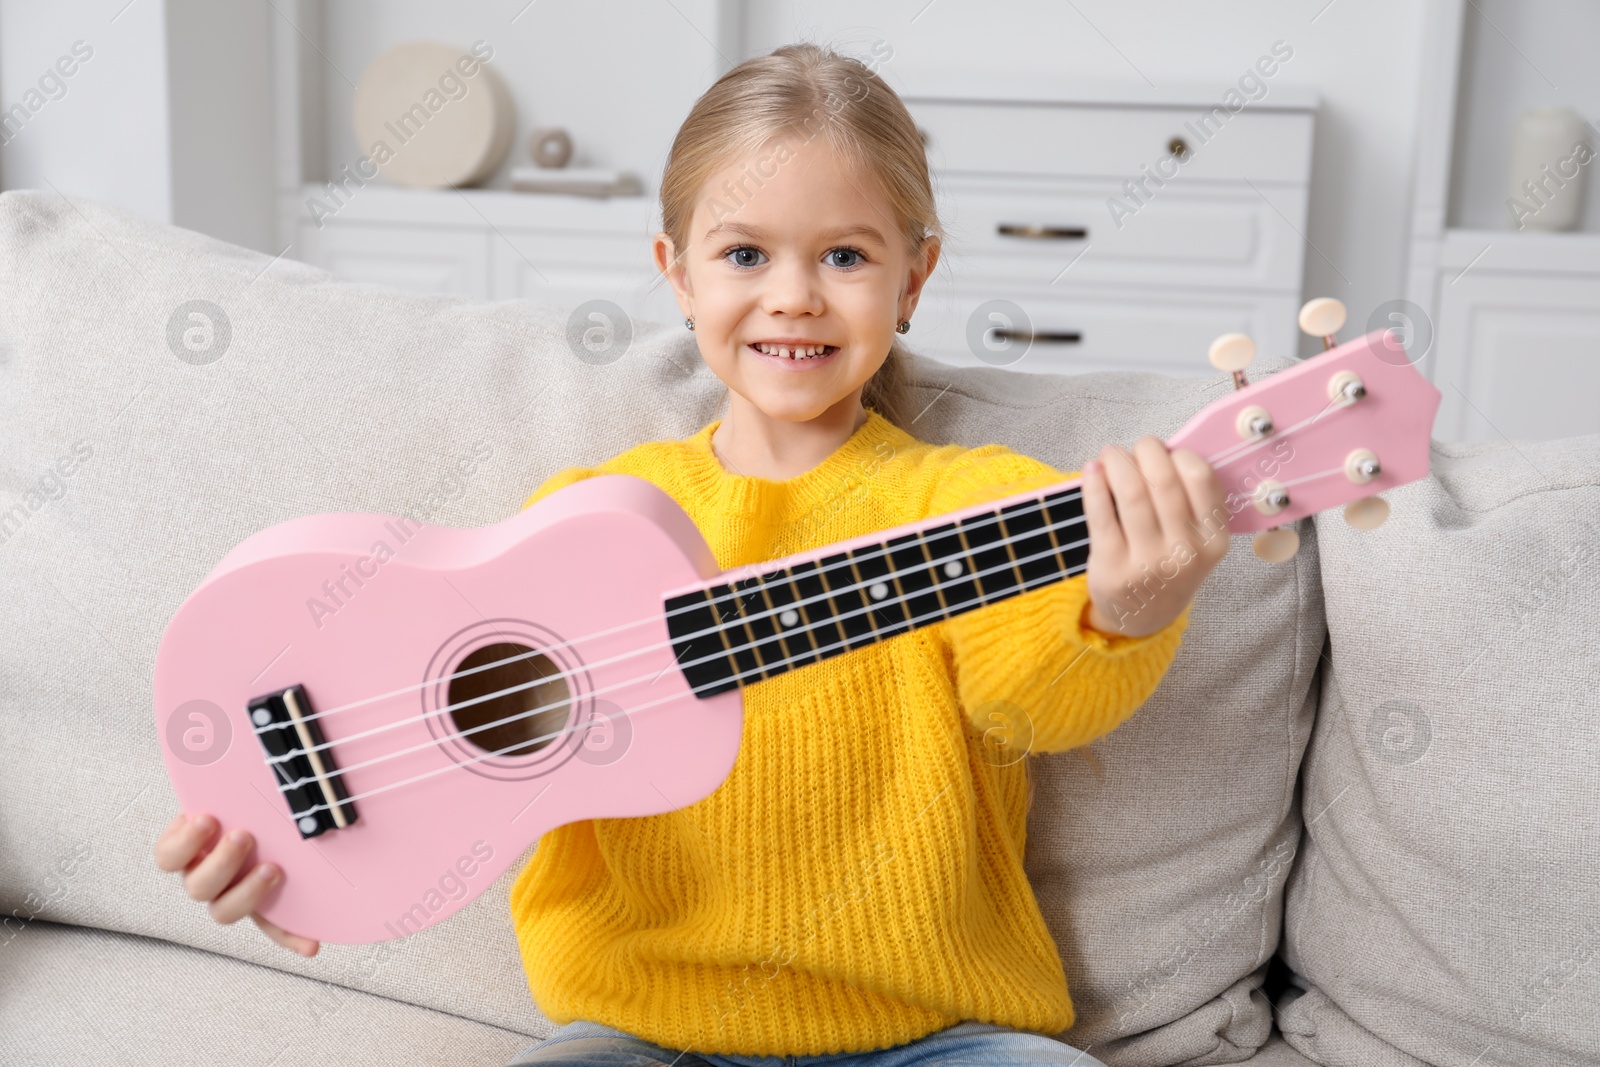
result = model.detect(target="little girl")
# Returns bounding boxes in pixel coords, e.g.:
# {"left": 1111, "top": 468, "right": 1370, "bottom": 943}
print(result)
{"left": 155, "top": 41, "right": 1228, "bottom": 1067}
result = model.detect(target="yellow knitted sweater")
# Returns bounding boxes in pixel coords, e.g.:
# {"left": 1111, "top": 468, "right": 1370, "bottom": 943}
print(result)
{"left": 508, "top": 407, "right": 1190, "bottom": 1057}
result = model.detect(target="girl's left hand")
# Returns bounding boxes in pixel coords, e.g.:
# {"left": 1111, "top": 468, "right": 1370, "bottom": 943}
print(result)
{"left": 1080, "top": 436, "right": 1231, "bottom": 638}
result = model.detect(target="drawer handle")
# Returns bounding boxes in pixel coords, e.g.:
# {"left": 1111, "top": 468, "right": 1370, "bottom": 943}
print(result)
{"left": 996, "top": 223, "right": 1089, "bottom": 240}
{"left": 989, "top": 328, "right": 1082, "bottom": 345}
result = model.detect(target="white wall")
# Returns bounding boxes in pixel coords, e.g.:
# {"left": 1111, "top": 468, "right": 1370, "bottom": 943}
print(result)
{"left": 0, "top": 0, "right": 174, "bottom": 225}
{"left": 744, "top": 0, "right": 1434, "bottom": 362}
{"left": 166, "top": 0, "right": 277, "bottom": 253}
{"left": 0, "top": 0, "right": 278, "bottom": 253}
{"left": 314, "top": 0, "right": 739, "bottom": 197}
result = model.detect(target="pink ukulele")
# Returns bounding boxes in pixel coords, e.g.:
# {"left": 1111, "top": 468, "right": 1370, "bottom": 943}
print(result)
{"left": 154, "top": 298, "right": 1439, "bottom": 944}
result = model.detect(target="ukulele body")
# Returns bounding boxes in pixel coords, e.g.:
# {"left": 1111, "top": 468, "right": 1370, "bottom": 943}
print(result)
{"left": 153, "top": 475, "right": 743, "bottom": 944}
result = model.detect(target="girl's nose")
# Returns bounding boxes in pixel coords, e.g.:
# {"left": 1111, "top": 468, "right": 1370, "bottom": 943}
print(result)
{"left": 759, "top": 258, "right": 825, "bottom": 317}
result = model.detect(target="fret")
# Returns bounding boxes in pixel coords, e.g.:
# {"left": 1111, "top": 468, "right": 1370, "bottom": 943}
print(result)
{"left": 790, "top": 557, "right": 851, "bottom": 653}
{"left": 994, "top": 509, "right": 1028, "bottom": 591}
{"left": 660, "top": 587, "right": 742, "bottom": 696}
{"left": 844, "top": 543, "right": 911, "bottom": 636}
{"left": 966, "top": 508, "right": 1026, "bottom": 602}
{"left": 783, "top": 568, "right": 823, "bottom": 660}
{"left": 920, "top": 519, "right": 980, "bottom": 619}
{"left": 1038, "top": 488, "right": 1070, "bottom": 562}
{"left": 951, "top": 513, "right": 995, "bottom": 607}
{"left": 997, "top": 496, "right": 1062, "bottom": 589}
{"left": 914, "top": 534, "right": 953, "bottom": 617}
{"left": 884, "top": 531, "right": 944, "bottom": 630}
{"left": 833, "top": 551, "right": 883, "bottom": 646}
{"left": 727, "top": 576, "right": 776, "bottom": 682}
{"left": 756, "top": 567, "right": 824, "bottom": 671}
{"left": 1040, "top": 489, "right": 1090, "bottom": 577}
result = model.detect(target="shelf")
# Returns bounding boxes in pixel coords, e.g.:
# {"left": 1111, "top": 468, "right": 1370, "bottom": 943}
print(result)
{"left": 893, "top": 72, "right": 1319, "bottom": 112}
{"left": 1439, "top": 227, "right": 1600, "bottom": 273}
{"left": 291, "top": 183, "right": 658, "bottom": 234}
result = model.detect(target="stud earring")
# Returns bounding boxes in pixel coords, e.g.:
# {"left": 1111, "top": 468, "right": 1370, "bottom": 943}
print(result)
{"left": 685, "top": 316, "right": 695, "bottom": 331}
{"left": 896, "top": 319, "right": 910, "bottom": 334}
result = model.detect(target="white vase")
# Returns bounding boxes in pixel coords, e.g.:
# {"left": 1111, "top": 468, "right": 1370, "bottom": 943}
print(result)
{"left": 1507, "top": 106, "right": 1591, "bottom": 232}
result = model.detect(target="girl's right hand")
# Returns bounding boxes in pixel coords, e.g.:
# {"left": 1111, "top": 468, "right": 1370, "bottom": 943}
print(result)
{"left": 153, "top": 811, "right": 320, "bottom": 957}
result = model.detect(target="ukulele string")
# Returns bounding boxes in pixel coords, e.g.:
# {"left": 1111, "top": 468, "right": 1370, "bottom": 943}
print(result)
{"left": 264, "top": 514, "right": 1096, "bottom": 788}
{"left": 279, "top": 405, "right": 1335, "bottom": 735}
{"left": 267, "top": 483, "right": 1091, "bottom": 730}
{"left": 1190, "top": 391, "right": 1351, "bottom": 470}
{"left": 274, "top": 457, "right": 1365, "bottom": 814}
{"left": 266, "top": 422, "right": 1357, "bottom": 797}
{"left": 277, "top": 550, "right": 1101, "bottom": 820}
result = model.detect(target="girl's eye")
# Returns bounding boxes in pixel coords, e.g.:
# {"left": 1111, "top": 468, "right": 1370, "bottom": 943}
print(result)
{"left": 827, "top": 247, "right": 866, "bottom": 269}
{"left": 724, "top": 245, "right": 765, "bottom": 269}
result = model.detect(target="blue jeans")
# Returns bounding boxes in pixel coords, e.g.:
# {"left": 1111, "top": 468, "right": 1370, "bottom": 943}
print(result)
{"left": 505, "top": 1018, "right": 1109, "bottom": 1066}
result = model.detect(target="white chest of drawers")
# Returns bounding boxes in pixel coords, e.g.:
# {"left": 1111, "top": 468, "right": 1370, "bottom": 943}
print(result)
{"left": 900, "top": 81, "right": 1319, "bottom": 377}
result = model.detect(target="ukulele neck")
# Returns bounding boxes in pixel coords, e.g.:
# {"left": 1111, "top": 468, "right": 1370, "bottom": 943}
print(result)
{"left": 664, "top": 482, "right": 1089, "bottom": 697}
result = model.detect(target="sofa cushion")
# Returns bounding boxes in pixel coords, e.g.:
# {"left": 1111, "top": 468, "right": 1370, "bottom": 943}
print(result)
{"left": 1280, "top": 434, "right": 1600, "bottom": 1066}
{"left": 0, "top": 189, "right": 1323, "bottom": 1064}
{"left": 2, "top": 920, "right": 541, "bottom": 1065}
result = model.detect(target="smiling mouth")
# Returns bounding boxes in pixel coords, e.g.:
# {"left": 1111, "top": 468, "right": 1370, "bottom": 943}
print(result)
{"left": 748, "top": 342, "right": 838, "bottom": 360}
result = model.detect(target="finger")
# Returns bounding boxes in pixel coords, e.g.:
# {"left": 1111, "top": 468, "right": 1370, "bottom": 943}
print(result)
{"left": 209, "top": 860, "right": 281, "bottom": 925}
{"left": 1078, "top": 456, "right": 1125, "bottom": 558}
{"left": 1101, "top": 441, "right": 1161, "bottom": 549}
{"left": 1172, "top": 449, "right": 1231, "bottom": 557}
{"left": 251, "top": 913, "right": 320, "bottom": 958}
{"left": 153, "top": 811, "right": 189, "bottom": 861}
{"left": 154, "top": 812, "right": 215, "bottom": 872}
{"left": 1134, "top": 437, "right": 1197, "bottom": 545}
{"left": 183, "top": 827, "right": 254, "bottom": 903}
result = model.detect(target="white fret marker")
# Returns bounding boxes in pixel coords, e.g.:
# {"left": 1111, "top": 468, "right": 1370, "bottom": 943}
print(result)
{"left": 298, "top": 816, "right": 318, "bottom": 834}
{"left": 779, "top": 609, "right": 799, "bottom": 627}
{"left": 944, "top": 561, "right": 964, "bottom": 578}
{"left": 869, "top": 582, "right": 889, "bottom": 600}
{"left": 252, "top": 707, "right": 272, "bottom": 726}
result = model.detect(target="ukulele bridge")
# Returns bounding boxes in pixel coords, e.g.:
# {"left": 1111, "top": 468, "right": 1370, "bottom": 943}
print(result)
{"left": 248, "top": 684, "right": 359, "bottom": 839}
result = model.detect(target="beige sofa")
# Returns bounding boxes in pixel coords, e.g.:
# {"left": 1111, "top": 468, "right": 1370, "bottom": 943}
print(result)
{"left": 0, "top": 190, "right": 1594, "bottom": 1067}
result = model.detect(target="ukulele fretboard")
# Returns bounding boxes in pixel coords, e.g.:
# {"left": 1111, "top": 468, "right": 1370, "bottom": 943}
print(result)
{"left": 664, "top": 485, "right": 1088, "bottom": 697}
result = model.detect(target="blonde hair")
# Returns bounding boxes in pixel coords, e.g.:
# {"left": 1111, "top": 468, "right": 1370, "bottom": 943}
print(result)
{"left": 658, "top": 41, "right": 942, "bottom": 431}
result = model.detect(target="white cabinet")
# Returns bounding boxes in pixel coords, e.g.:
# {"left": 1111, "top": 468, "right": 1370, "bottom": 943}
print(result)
{"left": 907, "top": 99, "right": 1314, "bottom": 183}
{"left": 289, "top": 187, "right": 672, "bottom": 328}
{"left": 1436, "top": 267, "right": 1600, "bottom": 441}
{"left": 298, "top": 223, "right": 490, "bottom": 297}
{"left": 912, "top": 283, "right": 1298, "bottom": 377}
{"left": 902, "top": 89, "right": 1317, "bottom": 377}
{"left": 927, "top": 179, "right": 1309, "bottom": 292}
{"left": 487, "top": 229, "right": 682, "bottom": 327}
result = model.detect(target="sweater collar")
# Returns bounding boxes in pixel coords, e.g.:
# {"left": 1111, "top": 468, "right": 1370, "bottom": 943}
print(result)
{"left": 682, "top": 407, "right": 917, "bottom": 512}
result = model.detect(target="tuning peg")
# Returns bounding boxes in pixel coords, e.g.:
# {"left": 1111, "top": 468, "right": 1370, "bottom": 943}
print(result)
{"left": 1343, "top": 495, "right": 1390, "bottom": 530}
{"left": 1298, "top": 297, "right": 1346, "bottom": 351}
{"left": 1253, "top": 525, "right": 1300, "bottom": 562}
{"left": 1208, "top": 332, "right": 1256, "bottom": 389}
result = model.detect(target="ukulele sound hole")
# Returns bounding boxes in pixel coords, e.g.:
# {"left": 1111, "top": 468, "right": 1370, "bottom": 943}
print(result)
{"left": 447, "top": 641, "right": 570, "bottom": 759}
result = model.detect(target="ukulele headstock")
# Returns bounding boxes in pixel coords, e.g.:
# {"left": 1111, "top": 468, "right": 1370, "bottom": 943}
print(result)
{"left": 1167, "top": 298, "right": 1441, "bottom": 562}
